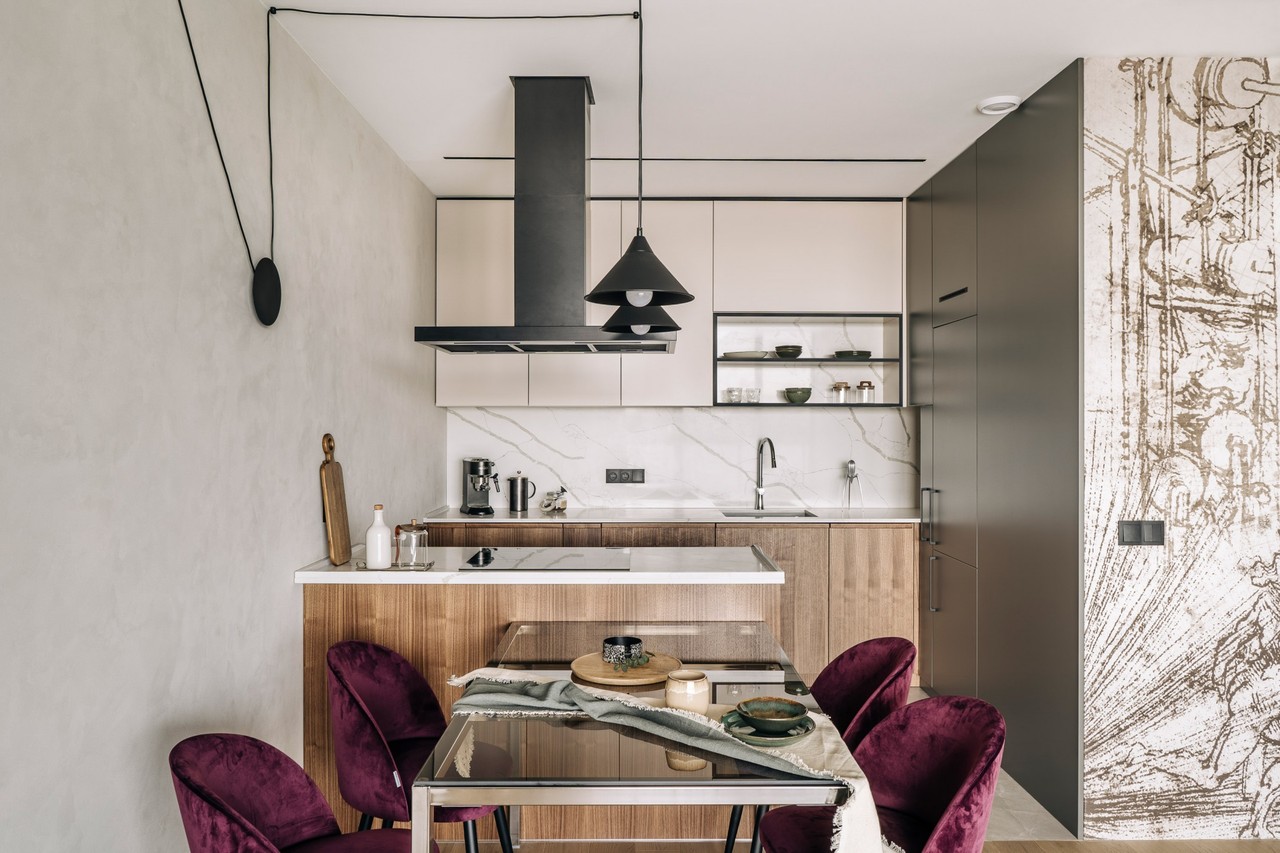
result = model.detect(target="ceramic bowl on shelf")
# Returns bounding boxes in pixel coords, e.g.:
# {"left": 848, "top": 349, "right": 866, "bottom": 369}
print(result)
{"left": 783, "top": 387, "right": 812, "bottom": 404}
{"left": 722, "top": 350, "right": 769, "bottom": 360}
{"left": 774, "top": 345, "right": 803, "bottom": 359}
{"left": 833, "top": 349, "right": 872, "bottom": 360}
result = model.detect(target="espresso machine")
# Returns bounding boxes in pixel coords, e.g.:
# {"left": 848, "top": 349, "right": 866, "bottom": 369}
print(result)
{"left": 461, "top": 457, "right": 500, "bottom": 515}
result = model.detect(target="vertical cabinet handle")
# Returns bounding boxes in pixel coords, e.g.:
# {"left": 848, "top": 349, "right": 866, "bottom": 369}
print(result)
{"left": 928, "top": 555, "right": 939, "bottom": 612}
{"left": 919, "top": 487, "right": 931, "bottom": 542}
{"left": 928, "top": 488, "right": 939, "bottom": 545}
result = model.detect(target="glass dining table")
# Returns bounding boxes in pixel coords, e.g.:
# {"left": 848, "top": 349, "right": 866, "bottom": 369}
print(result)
{"left": 411, "top": 621, "right": 851, "bottom": 853}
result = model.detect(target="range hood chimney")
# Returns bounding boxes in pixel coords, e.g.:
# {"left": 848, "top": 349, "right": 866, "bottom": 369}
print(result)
{"left": 415, "top": 76, "right": 676, "bottom": 354}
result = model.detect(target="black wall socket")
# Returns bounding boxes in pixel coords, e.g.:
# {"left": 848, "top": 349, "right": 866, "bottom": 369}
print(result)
{"left": 606, "top": 468, "right": 645, "bottom": 484}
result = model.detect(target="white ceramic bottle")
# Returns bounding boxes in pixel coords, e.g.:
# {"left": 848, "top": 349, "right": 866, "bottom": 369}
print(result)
{"left": 365, "top": 504, "right": 392, "bottom": 569}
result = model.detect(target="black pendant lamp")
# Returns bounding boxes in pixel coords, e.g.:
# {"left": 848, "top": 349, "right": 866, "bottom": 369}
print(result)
{"left": 601, "top": 302, "right": 681, "bottom": 335}
{"left": 586, "top": 0, "right": 693, "bottom": 323}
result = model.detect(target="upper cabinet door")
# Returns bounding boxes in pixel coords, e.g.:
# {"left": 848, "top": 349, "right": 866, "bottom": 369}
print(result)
{"left": 436, "top": 199, "right": 514, "bottom": 324}
{"left": 712, "top": 201, "right": 903, "bottom": 313}
{"left": 906, "top": 183, "right": 934, "bottom": 406}
{"left": 620, "top": 201, "right": 714, "bottom": 406}
{"left": 931, "top": 146, "right": 978, "bottom": 327}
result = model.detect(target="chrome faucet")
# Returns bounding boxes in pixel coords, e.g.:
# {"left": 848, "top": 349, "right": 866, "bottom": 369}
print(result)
{"left": 755, "top": 437, "right": 777, "bottom": 510}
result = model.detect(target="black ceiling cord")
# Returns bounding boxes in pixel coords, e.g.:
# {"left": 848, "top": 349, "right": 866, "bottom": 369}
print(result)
{"left": 174, "top": 0, "right": 280, "bottom": 326}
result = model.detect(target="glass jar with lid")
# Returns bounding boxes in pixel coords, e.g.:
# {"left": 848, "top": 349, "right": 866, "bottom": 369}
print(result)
{"left": 831, "top": 381, "right": 851, "bottom": 404}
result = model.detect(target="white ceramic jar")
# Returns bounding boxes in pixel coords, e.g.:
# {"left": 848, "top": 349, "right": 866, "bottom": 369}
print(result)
{"left": 665, "top": 669, "right": 710, "bottom": 715}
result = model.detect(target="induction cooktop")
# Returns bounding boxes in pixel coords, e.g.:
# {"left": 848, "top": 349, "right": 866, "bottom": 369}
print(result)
{"left": 462, "top": 547, "right": 632, "bottom": 571}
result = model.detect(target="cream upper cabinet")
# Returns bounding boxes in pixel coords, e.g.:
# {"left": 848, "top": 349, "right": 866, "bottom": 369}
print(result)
{"left": 712, "top": 201, "right": 903, "bottom": 313}
{"left": 620, "top": 201, "right": 714, "bottom": 406}
{"left": 435, "top": 199, "right": 515, "bottom": 324}
{"left": 434, "top": 199, "right": 526, "bottom": 407}
{"left": 435, "top": 352, "right": 529, "bottom": 407}
{"left": 526, "top": 201, "right": 623, "bottom": 406}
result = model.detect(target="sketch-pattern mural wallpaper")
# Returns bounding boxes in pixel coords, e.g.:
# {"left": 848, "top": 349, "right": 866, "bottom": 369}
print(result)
{"left": 1083, "top": 57, "right": 1280, "bottom": 837}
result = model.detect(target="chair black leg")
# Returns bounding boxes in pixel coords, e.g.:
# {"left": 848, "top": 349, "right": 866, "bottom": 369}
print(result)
{"left": 463, "top": 819, "right": 480, "bottom": 853}
{"left": 750, "top": 804, "right": 769, "bottom": 853}
{"left": 357, "top": 814, "right": 373, "bottom": 832}
{"left": 494, "top": 806, "right": 514, "bottom": 853}
{"left": 382, "top": 818, "right": 393, "bottom": 829}
{"left": 727, "top": 799, "right": 747, "bottom": 845}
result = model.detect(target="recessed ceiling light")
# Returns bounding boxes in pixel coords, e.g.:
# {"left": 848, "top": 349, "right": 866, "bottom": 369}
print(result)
{"left": 977, "top": 95, "right": 1022, "bottom": 116}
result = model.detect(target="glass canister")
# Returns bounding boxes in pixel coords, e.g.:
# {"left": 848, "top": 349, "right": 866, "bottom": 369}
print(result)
{"left": 393, "top": 519, "right": 429, "bottom": 568}
{"left": 855, "top": 380, "right": 876, "bottom": 404}
{"left": 831, "top": 381, "right": 850, "bottom": 403}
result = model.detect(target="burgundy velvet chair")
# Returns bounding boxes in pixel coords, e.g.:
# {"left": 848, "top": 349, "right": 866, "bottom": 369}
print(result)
{"left": 810, "top": 637, "right": 917, "bottom": 750}
{"left": 756, "top": 696, "right": 1006, "bottom": 853}
{"left": 724, "top": 637, "right": 916, "bottom": 853}
{"left": 326, "top": 641, "right": 512, "bottom": 853}
{"left": 169, "top": 732, "right": 434, "bottom": 853}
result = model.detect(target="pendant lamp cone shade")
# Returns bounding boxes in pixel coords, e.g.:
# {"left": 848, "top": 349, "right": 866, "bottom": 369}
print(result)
{"left": 586, "top": 234, "right": 694, "bottom": 307}
{"left": 602, "top": 303, "right": 681, "bottom": 334}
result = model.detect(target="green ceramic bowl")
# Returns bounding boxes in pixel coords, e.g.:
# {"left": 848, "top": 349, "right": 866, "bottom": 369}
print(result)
{"left": 783, "top": 387, "right": 812, "bottom": 404}
{"left": 735, "top": 696, "right": 810, "bottom": 733}
{"left": 774, "top": 345, "right": 803, "bottom": 359}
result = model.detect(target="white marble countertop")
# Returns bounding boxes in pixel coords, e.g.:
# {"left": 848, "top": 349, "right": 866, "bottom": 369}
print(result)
{"left": 422, "top": 506, "right": 921, "bottom": 524}
{"left": 295, "top": 545, "right": 786, "bottom": 585}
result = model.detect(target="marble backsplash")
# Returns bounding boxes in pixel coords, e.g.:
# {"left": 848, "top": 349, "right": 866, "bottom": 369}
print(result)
{"left": 446, "top": 407, "right": 919, "bottom": 509}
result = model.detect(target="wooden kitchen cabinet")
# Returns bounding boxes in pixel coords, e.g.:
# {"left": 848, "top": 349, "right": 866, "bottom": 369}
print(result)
{"left": 561, "top": 524, "right": 601, "bottom": 546}
{"left": 600, "top": 524, "right": 716, "bottom": 548}
{"left": 827, "top": 525, "right": 917, "bottom": 661}
{"left": 424, "top": 524, "right": 563, "bottom": 547}
{"left": 712, "top": 201, "right": 903, "bottom": 314}
{"left": 620, "top": 202, "right": 714, "bottom": 406}
{"left": 715, "top": 524, "right": 830, "bottom": 681}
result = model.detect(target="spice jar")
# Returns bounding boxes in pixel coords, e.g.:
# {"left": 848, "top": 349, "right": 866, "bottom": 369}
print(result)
{"left": 855, "top": 380, "right": 876, "bottom": 404}
{"left": 831, "top": 381, "right": 850, "bottom": 403}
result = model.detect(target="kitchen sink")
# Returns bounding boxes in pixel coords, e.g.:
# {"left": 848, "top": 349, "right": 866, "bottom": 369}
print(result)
{"left": 720, "top": 509, "right": 818, "bottom": 518}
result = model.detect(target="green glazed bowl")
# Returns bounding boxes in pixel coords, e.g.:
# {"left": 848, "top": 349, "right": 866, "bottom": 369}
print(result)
{"left": 774, "top": 345, "right": 803, "bottom": 359}
{"left": 783, "top": 387, "right": 812, "bottom": 404}
{"left": 735, "top": 696, "right": 810, "bottom": 733}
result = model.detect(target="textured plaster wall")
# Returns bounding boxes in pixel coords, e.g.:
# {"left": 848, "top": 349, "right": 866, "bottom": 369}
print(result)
{"left": 1082, "top": 57, "right": 1280, "bottom": 838}
{"left": 0, "top": 1, "right": 442, "bottom": 850}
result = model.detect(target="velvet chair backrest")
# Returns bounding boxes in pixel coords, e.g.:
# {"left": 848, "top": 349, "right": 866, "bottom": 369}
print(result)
{"left": 326, "top": 641, "right": 448, "bottom": 819}
{"left": 169, "top": 733, "right": 340, "bottom": 853}
{"left": 810, "top": 637, "right": 916, "bottom": 749}
{"left": 854, "top": 696, "right": 1005, "bottom": 853}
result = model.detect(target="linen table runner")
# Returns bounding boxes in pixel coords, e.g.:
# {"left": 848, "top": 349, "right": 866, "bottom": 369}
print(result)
{"left": 447, "top": 672, "right": 893, "bottom": 853}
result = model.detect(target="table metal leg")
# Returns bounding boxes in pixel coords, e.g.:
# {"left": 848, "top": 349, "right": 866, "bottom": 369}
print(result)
{"left": 411, "top": 786, "right": 433, "bottom": 853}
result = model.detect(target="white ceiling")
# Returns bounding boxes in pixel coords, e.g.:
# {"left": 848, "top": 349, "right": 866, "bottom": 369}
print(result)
{"left": 273, "top": 0, "right": 1280, "bottom": 198}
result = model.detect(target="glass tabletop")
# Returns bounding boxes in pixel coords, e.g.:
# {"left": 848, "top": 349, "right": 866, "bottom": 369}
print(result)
{"left": 419, "top": 621, "right": 830, "bottom": 790}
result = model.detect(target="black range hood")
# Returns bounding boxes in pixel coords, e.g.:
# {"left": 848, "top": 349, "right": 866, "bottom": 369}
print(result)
{"left": 415, "top": 76, "right": 676, "bottom": 355}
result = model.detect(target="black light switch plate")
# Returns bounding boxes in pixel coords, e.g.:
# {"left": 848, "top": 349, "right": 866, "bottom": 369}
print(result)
{"left": 1118, "top": 520, "right": 1164, "bottom": 545}
{"left": 605, "top": 468, "right": 645, "bottom": 484}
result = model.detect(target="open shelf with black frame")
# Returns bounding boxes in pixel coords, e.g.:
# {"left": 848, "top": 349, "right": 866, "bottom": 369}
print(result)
{"left": 712, "top": 312, "right": 903, "bottom": 407}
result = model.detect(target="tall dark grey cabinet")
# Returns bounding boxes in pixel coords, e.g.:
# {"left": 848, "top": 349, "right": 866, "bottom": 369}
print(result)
{"left": 907, "top": 61, "right": 1083, "bottom": 834}
{"left": 912, "top": 145, "right": 980, "bottom": 698}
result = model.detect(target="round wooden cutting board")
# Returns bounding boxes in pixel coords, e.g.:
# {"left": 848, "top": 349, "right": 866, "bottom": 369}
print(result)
{"left": 570, "top": 652, "right": 682, "bottom": 686}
